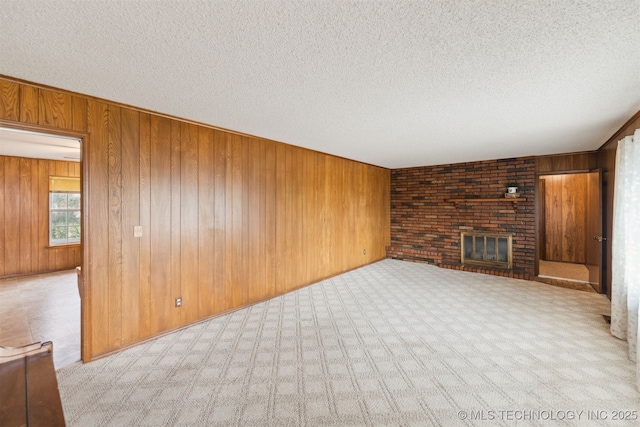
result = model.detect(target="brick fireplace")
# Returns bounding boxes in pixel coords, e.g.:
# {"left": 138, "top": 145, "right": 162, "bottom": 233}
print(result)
{"left": 387, "top": 157, "right": 536, "bottom": 280}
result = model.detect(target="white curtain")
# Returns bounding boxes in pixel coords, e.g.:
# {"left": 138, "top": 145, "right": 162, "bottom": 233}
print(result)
{"left": 611, "top": 128, "right": 640, "bottom": 388}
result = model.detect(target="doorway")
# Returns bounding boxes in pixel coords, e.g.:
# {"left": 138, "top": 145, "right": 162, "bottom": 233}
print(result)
{"left": 538, "top": 171, "right": 603, "bottom": 293}
{"left": 0, "top": 126, "right": 83, "bottom": 368}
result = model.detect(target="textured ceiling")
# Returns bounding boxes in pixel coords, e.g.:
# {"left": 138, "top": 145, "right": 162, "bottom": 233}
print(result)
{"left": 1, "top": 1, "right": 638, "bottom": 168}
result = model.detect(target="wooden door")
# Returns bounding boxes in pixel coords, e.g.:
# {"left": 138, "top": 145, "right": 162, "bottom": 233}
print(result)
{"left": 585, "top": 170, "right": 603, "bottom": 293}
{"left": 543, "top": 174, "right": 588, "bottom": 263}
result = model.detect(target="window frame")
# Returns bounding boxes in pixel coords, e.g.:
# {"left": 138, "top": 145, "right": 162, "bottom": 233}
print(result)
{"left": 49, "top": 190, "right": 81, "bottom": 247}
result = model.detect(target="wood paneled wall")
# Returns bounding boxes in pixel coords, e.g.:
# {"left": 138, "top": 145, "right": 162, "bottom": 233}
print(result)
{"left": 539, "top": 174, "right": 588, "bottom": 263}
{"left": 0, "top": 77, "right": 390, "bottom": 360}
{"left": 0, "top": 155, "right": 81, "bottom": 277}
{"left": 597, "top": 111, "right": 640, "bottom": 298}
{"left": 536, "top": 152, "right": 597, "bottom": 174}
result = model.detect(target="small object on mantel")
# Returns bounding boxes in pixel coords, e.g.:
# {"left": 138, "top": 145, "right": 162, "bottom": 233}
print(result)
{"left": 504, "top": 192, "right": 521, "bottom": 199}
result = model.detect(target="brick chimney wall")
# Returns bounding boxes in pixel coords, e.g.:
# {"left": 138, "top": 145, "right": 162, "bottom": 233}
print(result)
{"left": 388, "top": 157, "right": 536, "bottom": 280}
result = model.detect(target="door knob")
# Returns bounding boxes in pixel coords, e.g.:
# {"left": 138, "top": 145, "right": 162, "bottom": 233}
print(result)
{"left": 593, "top": 236, "right": 606, "bottom": 242}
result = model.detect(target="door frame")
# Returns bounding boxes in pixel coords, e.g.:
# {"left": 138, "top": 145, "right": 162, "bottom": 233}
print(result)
{"left": 0, "top": 118, "right": 89, "bottom": 361}
{"left": 535, "top": 168, "right": 604, "bottom": 293}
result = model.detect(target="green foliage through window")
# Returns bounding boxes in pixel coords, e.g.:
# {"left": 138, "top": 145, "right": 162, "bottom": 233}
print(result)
{"left": 50, "top": 192, "right": 81, "bottom": 245}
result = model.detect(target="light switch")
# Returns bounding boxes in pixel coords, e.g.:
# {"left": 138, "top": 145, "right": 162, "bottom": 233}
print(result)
{"left": 134, "top": 226, "right": 143, "bottom": 238}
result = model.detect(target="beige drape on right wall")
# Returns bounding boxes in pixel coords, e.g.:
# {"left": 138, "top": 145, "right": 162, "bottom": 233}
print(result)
{"left": 610, "top": 128, "right": 640, "bottom": 389}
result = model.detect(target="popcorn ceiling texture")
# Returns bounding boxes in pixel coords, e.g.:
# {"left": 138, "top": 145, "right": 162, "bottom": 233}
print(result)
{"left": 0, "top": 1, "right": 638, "bottom": 168}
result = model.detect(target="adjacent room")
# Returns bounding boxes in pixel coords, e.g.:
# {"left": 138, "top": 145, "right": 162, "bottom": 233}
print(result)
{"left": 1, "top": 1, "right": 639, "bottom": 426}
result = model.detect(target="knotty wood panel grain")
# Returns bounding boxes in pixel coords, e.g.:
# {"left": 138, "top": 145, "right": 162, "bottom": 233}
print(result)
{"left": 39, "top": 89, "right": 72, "bottom": 130}
{"left": 19, "top": 85, "right": 39, "bottom": 124}
{"left": 72, "top": 95, "right": 88, "bottom": 132}
{"left": 0, "top": 80, "right": 19, "bottom": 121}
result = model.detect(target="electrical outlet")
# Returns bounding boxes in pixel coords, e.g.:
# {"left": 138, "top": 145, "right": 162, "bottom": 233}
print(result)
{"left": 363, "top": 249, "right": 366, "bottom": 255}
{"left": 134, "top": 225, "right": 143, "bottom": 238}
{"left": 175, "top": 297, "right": 182, "bottom": 307}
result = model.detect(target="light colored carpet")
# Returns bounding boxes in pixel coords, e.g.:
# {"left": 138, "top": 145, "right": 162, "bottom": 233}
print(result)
{"left": 539, "top": 260, "right": 590, "bottom": 283}
{"left": 56, "top": 259, "right": 638, "bottom": 426}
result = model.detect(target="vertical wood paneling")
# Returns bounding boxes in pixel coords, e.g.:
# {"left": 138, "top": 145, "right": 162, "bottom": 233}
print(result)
{"left": 138, "top": 113, "right": 152, "bottom": 339}
{"left": 224, "top": 133, "right": 235, "bottom": 309}
{"left": 0, "top": 158, "right": 4, "bottom": 276}
{"left": 0, "top": 77, "right": 391, "bottom": 361}
{"left": 47, "top": 162, "right": 59, "bottom": 270}
{"left": 292, "top": 147, "right": 304, "bottom": 286}
{"left": 585, "top": 171, "right": 601, "bottom": 291}
{"left": 149, "top": 116, "right": 172, "bottom": 334}
{"left": 37, "top": 160, "right": 49, "bottom": 272}
{"left": 170, "top": 120, "right": 182, "bottom": 328}
{"left": 545, "top": 176, "right": 562, "bottom": 260}
{"left": 19, "top": 158, "right": 32, "bottom": 273}
{"left": 120, "top": 107, "right": 140, "bottom": 344}
{"left": 107, "top": 105, "right": 123, "bottom": 349}
{"left": 281, "top": 145, "right": 294, "bottom": 293}
{"left": 597, "top": 112, "right": 640, "bottom": 297}
{"left": 264, "top": 141, "right": 276, "bottom": 298}
{"left": 180, "top": 122, "right": 199, "bottom": 324}
{"left": 542, "top": 174, "right": 588, "bottom": 263}
{"left": 71, "top": 95, "right": 88, "bottom": 132}
{"left": 0, "top": 80, "right": 19, "bottom": 120}
{"left": 198, "top": 127, "right": 214, "bottom": 316}
{"left": 4, "top": 157, "right": 20, "bottom": 274}
{"left": 536, "top": 153, "right": 597, "bottom": 174}
{"left": 86, "top": 99, "right": 110, "bottom": 355}
{"left": 39, "top": 90, "right": 72, "bottom": 130}
{"left": 566, "top": 174, "right": 586, "bottom": 263}
{"left": 274, "top": 143, "right": 286, "bottom": 295}
{"left": 246, "top": 141, "right": 264, "bottom": 302}
{"left": 240, "top": 137, "right": 250, "bottom": 304}
{"left": 229, "top": 135, "right": 243, "bottom": 306}
{"left": 212, "top": 130, "right": 226, "bottom": 313}
{"left": 29, "top": 160, "right": 39, "bottom": 273}
{"left": 19, "top": 86, "right": 39, "bottom": 124}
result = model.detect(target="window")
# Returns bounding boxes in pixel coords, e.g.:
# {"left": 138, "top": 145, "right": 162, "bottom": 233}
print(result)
{"left": 49, "top": 177, "right": 81, "bottom": 246}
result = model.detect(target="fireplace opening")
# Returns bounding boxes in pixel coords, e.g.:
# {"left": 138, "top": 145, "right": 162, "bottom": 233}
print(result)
{"left": 461, "top": 232, "right": 512, "bottom": 269}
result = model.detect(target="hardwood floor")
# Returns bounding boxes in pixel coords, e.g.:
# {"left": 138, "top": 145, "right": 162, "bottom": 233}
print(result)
{"left": 539, "top": 259, "right": 589, "bottom": 282}
{"left": 536, "top": 260, "right": 595, "bottom": 293}
{"left": 0, "top": 270, "right": 80, "bottom": 369}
